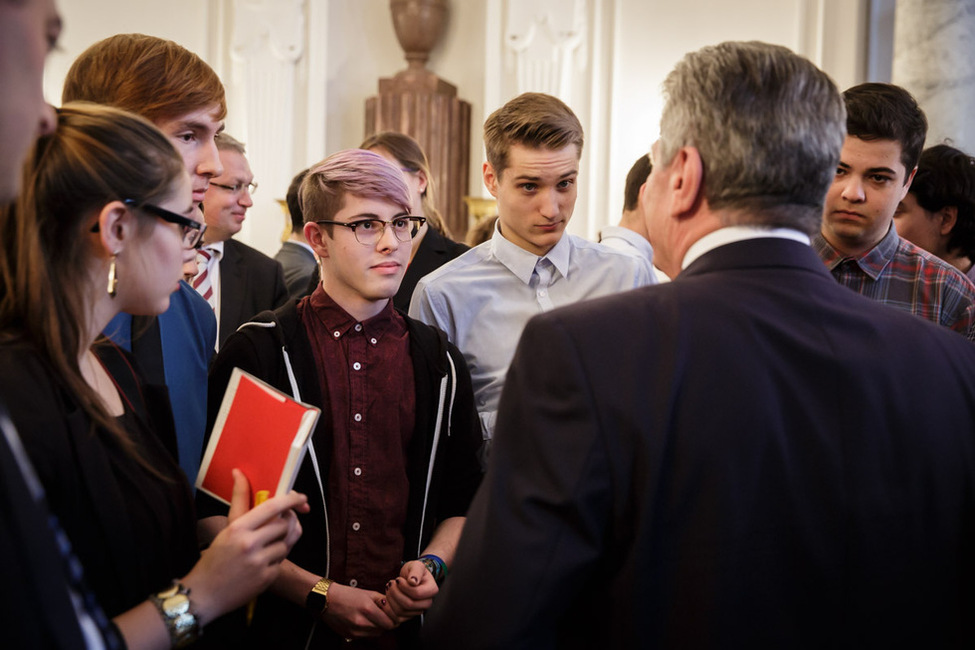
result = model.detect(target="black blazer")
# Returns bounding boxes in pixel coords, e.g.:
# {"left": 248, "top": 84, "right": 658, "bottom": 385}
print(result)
{"left": 218, "top": 238, "right": 288, "bottom": 347}
{"left": 0, "top": 342, "right": 198, "bottom": 620}
{"left": 425, "top": 238, "right": 975, "bottom": 649}
{"left": 393, "top": 228, "right": 468, "bottom": 312}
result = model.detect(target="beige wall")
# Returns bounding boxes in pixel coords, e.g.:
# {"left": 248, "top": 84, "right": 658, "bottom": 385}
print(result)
{"left": 46, "top": 0, "right": 873, "bottom": 255}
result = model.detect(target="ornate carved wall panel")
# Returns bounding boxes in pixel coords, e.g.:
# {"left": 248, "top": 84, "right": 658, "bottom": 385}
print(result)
{"left": 223, "top": 0, "right": 307, "bottom": 253}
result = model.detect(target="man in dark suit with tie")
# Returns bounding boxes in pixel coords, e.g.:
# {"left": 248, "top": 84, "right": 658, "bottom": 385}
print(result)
{"left": 424, "top": 41, "right": 975, "bottom": 649}
{"left": 198, "top": 133, "right": 288, "bottom": 348}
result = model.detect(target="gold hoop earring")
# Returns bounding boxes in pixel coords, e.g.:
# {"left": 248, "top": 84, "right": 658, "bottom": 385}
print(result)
{"left": 107, "top": 254, "right": 119, "bottom": 298}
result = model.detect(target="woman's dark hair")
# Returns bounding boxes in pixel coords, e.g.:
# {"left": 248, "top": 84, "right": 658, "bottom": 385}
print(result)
{"left": 0, "top": 102, "right": 185, "bottom": 457}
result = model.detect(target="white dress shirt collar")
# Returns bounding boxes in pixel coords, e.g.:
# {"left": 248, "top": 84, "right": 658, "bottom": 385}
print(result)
{"left": 682, "top": 226, "right": 810, "bottom": 271}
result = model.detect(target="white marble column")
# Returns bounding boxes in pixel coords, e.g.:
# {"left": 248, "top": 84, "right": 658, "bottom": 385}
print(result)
{"left": 892, "top": 0, "right": 975, "bottom": 154}
{"left": 226, "top": 0, "right": 305, "bottom": 257}
{"left": 484, "top": 0, "right": 601, "bottom": 238}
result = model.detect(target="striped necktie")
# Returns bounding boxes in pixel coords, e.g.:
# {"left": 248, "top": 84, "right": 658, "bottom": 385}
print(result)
{"left": 192, "top": 247, "right": 217, "bottom": 310}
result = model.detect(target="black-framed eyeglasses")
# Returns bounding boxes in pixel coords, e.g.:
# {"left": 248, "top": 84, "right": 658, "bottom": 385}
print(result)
{"left": 210, "top": 181, "right": 258, "bottom": 195}
{"left": 124, "top": 199, "right": 207, "bottom": 249}
{"left": 315, "top": 216, "right": 426, "bottom": 246}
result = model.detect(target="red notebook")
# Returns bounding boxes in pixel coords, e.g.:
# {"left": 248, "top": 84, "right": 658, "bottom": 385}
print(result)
{"left": 196, "top": 368, "right": 320, "bottom": 506}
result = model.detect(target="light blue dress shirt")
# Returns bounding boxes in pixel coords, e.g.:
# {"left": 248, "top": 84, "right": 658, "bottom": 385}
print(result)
{"left": 410, "top": 226, "right": 654, "bottom": 458}
{"left": 598, "top": 225, "right": 671, "bottom": 283}
{"left": 599, "top": 225, "right": 654, "bottom": 263}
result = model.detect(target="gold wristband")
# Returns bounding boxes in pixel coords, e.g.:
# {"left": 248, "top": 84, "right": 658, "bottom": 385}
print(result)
{"left": 305, "top": 578, "right": 332, "bottom": 618}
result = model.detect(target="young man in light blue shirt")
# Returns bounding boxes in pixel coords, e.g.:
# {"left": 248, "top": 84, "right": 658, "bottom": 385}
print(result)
{"left": 410, "top": 92, "right": 654, "bottom": 464}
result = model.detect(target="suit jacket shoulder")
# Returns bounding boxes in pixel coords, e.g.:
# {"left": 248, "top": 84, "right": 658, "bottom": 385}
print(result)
{"left": 426, "top": 237, "right": 975, "bottom": 648}
{"left": 218, "top": 239, "right": 289, "bottom": 347}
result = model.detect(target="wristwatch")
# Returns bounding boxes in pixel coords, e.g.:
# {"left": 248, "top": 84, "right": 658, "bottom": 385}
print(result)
{"left": 306, "top": 578, "right": 332, "bottom": 619}
{"left": 150, "top": 582, "right": 200, "bottom": 649}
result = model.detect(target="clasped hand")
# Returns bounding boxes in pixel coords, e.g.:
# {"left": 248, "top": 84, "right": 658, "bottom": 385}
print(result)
{"left": 324, "top": 560, "right": 439, "bottom": 640}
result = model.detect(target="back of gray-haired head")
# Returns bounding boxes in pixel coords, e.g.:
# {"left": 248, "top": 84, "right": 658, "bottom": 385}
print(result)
{"left": 215, "top": 132, "right": 246, "bottom": 155}
{"left": 658, "top": 41, "right": 846, "bottom": 233}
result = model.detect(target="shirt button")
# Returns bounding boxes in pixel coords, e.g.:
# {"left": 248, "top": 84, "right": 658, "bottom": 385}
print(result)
{"left": 332, "top": 330, "right": 340, "bottom": 338}
{"left": 352, "top": 522, "right": 360, "bottom": 531}
{"left": 354, "top": 413, "right": 362, "bottom": 422}
{"left": 370, "top": 338, "right": 377, "bottom": 345}
{"left": 353, "top": 362, "right": 361, "bottom": 370}
{"left": 354, "top": 467, "right": 362, "bottom": 476}
{"left": 538, "top": 289, "right": 547, "bottom": 297}
{"left": 354, "top": 324, "right": 362, "bottom": 332}
{"left": 349, "top": 579, "right": 358, "bottom": 588}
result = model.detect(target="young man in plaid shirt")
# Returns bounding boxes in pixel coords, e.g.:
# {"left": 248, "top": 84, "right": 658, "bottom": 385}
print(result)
{"left": 813, "top": 83, "right": 975, "bottom": 339}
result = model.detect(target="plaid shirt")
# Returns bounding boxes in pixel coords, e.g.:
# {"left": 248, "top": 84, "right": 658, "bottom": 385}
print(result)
{"left": 813, "top": 226, "right": 975, "bottom": 340}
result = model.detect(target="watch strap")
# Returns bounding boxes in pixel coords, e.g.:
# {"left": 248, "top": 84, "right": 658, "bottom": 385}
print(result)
{"left": 305, "top": 577, "right": 332, "bottom": 619}
{"left": 149, "top": 581, "right": 200, "bottom": 649}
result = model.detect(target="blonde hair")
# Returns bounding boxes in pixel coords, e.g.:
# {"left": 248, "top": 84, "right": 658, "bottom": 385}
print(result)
{"left": 483, "top": 92, "right": 584, "bottom": 178}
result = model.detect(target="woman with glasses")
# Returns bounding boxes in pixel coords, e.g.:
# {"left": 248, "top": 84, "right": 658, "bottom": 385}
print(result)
{"left": 0, "top": 103, "right": 308, "bottom": 650}
{"left": 360, "top": 132, "right": 469, "bottom": 311}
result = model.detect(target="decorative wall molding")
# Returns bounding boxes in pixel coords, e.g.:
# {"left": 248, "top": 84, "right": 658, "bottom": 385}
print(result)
{"left": 503, "top": 0, "right": 588, "bottom": 100}
{"left": 224, "top": 0, "right": 307, "bottom": 254}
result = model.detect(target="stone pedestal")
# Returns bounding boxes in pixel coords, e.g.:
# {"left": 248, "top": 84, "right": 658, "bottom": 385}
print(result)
{"left": 365, "top": 0, "right": 472, "bottom": 240}
{"left": 365, "top": 87, "right": 471, "bottom": 240}
{"left": 893, "top": 0, "right": 975, "bottom": 154}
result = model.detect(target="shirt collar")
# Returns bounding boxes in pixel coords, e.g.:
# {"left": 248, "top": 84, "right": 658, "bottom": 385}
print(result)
{"left": 306, "top": 285, "right": 396, "bottom": 340}
{"left": 682, "top": 226, "right": 811, "bottom": 270}
{"left": 204, "top": 240, "right": 225, "bottom": 259}
{"left": 812, "top": 224, "right": 897, "bottom": 280}
{"left": 291, "top": 240, "right": 315, "bottom": 256}
{"left": 490, "top": 223, "right": 572, "bottom": 285}
{"left": 599, "top": 226, "right": 654, "bottom": 259}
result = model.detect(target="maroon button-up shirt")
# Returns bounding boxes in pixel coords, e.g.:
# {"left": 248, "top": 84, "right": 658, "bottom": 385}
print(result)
{"left": 300, "top": 287, "right": 415, "bottom": 592}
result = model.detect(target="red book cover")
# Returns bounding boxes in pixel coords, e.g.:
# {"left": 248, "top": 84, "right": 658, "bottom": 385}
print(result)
{"left": 196, "top": 368, "right": 319, "bottom": 506}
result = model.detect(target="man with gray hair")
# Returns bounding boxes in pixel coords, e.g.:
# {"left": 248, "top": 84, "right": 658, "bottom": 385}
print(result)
{"left": 197, "top": 132, "right": 288, "bottom": 347}
{"left": 425, "top": 41, "right": 975, "bottom": 648}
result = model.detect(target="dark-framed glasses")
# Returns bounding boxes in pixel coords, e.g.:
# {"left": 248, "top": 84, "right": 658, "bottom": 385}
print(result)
{"left": 123, "top": 199, "right": 207, "bottom": 249}
{"left": 315, "top": 216, "right": 426, "bottom": 246}
{"left": 210, "top": 180, "right": 258, "bottom": 195}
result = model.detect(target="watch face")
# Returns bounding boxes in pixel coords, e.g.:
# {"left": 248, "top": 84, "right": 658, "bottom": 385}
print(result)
{"left": 163, "top": 594, "right": 191, "bottom": 617}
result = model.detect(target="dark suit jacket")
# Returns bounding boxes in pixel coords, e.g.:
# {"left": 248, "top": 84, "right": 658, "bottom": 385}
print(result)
{"left": 218, "top": 238, "right": 288, "bottom": 348}
{"left": 425, "top": 237, "right": 975, "bottom": 649}
{"left": 274, "top": 240, "right": 317, "bottom": 300}
{"left": 393, "top": 228, "right": 468, "bottom": 312}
